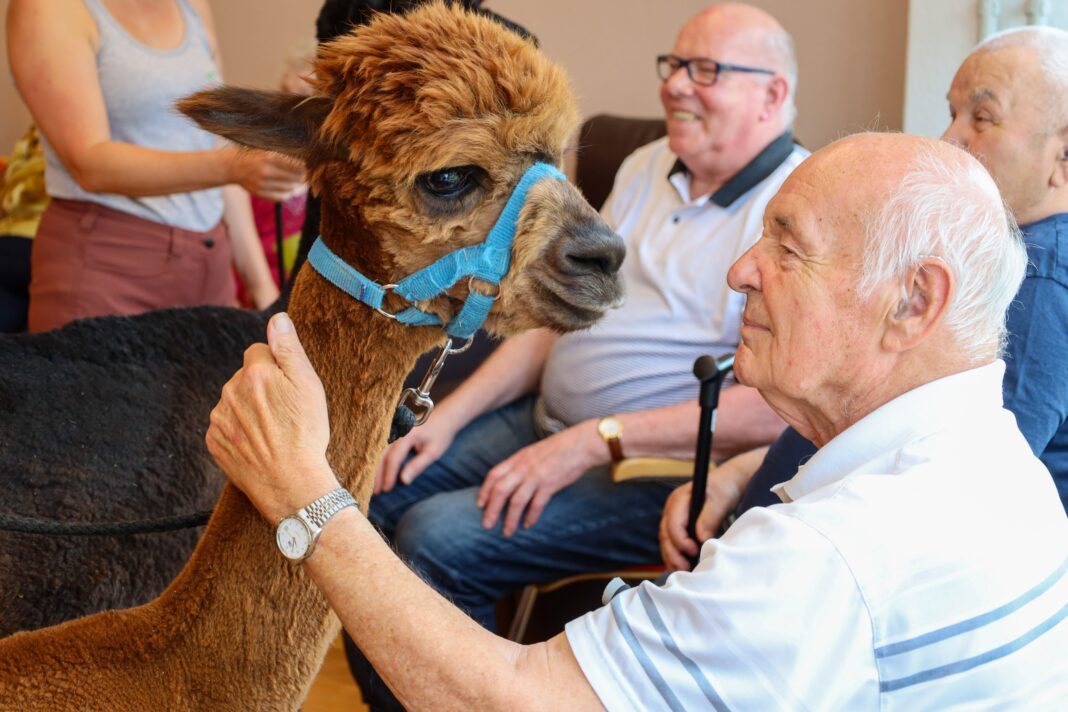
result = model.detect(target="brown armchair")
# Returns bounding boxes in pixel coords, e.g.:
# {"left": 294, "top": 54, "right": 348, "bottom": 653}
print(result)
{"left": 573, "top": 113, "right": 667, "bottom": 212}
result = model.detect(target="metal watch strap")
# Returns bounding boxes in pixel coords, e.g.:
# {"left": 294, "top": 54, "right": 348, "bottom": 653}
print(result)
{"left": 304, "top": 487, "right": 358, "bottom": 528}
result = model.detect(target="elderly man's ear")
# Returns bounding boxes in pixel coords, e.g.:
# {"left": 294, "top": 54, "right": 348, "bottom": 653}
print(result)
{"left": 758, "top": 75, "right": 790, "bottom": 122}
{"left": 1054, "top": 132, "right": 1068, "bottom": 189}
{"left": 881, "top": 258, "right": 955, "bottom": 353}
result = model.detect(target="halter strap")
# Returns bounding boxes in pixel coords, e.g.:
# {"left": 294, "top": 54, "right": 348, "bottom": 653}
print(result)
{"left": 307, "top": 162, "right": 566, "bottom": 339}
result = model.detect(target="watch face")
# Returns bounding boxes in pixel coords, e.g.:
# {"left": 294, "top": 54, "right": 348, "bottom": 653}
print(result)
{"left": 598, "top": 417, "right": 622, "bottom": 438}
{"left": 277, "top": 517, "right": 312, "bottom": 560}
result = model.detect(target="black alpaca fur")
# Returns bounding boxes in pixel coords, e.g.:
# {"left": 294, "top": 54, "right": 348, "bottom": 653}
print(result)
{"left": 0, "top": 306, "right": 268, "bottom": 637}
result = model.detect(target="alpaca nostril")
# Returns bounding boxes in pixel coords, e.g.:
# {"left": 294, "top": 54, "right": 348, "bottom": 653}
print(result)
{"left": 567, "top": 252, "right": 612, "bottom": 276}
{"left": 560, "top": 221, "right": 626, "bottom": 277}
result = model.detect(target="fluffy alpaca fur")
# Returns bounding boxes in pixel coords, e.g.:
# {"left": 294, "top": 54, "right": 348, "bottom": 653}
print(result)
{"left": 0, "top": 305, "right": 268, "bottom": 637}
{"left": 0, "top": 4, "right": 624, "bottom": 708}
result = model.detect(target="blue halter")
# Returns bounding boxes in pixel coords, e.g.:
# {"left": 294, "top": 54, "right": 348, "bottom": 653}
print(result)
{"left": 307, "top": 162, "right": 566, "bottom": 340}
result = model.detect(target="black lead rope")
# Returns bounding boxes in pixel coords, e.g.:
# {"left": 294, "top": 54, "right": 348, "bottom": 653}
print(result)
{"left": 0, "top": 405, "right": 419, "bottom": 537}
{"left": 0, "top": 511, "right": 213, "bottom": 536}
{"left": 274, "top": 201, "right": 287, "bottom": 288}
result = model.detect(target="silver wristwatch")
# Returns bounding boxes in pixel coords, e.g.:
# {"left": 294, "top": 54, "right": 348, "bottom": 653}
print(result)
{"left": 275, "top": 487, "right": 359, "bottom": 562}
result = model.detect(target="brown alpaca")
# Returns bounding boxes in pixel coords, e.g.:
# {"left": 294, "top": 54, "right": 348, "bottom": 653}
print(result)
{"left": 0, "top": 4, "right": 624, "bottom": 709}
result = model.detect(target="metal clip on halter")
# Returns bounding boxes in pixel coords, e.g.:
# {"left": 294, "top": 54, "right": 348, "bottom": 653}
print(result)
{"left": 397, "top": 337, "right": 473, "bottom": 426}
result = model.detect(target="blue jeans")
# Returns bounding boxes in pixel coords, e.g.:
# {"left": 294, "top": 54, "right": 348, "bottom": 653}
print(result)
{"left": 369, "top": 395, "right": 679, "bottom": 629}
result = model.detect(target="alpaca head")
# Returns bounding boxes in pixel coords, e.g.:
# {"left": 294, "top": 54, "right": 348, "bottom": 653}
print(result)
{"left": 179, "top": 1, "right": 625, "bottom": 336}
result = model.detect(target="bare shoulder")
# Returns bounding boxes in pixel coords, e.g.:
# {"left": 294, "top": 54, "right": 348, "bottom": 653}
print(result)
{"left": 7, "top": 0, "right": 97, "bottom": 61}
{"left": 186, "top": 0, "right": 218, "bottom": 39}
{"left": 8, "top": 0, "right": 94, "bottom": 37}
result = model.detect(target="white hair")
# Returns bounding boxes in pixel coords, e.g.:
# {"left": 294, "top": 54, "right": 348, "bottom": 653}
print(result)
{"left": 975, "top": 26, "right": 1068, "bottom": 132}
{"left": 857, "top": 146, "right": 1028, "bottom": 362}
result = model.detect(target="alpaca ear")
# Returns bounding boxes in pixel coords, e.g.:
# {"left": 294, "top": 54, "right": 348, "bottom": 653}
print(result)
{"left": 176, "top": 87, "right": 341, "bottom": 162}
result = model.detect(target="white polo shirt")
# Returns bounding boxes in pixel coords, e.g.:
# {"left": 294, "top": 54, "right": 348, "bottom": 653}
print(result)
{"left": 566, "top": 361, "right": 1068, "bottom": 709}
{"left": 539, "top": 134, "right": 809, "bottom": 426}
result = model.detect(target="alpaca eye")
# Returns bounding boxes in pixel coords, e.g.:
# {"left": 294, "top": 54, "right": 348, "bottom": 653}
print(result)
{"left": 419, "top": 167, "right": 476, "bottom": 199}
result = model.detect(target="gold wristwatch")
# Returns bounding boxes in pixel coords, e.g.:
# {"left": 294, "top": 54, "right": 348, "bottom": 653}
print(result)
{"left": 596, "top": 415, "right": 625, "bottom": 462}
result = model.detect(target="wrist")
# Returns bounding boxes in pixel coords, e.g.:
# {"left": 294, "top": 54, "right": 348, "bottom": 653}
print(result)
{"left": 251, "top": 282, "right": 281, "bottom": 309}
{"left": 595, "top": 415, "right": 625, "bottom": 463}
{"left": 276, "top": 486, "right": 359, "bottom": 563}
{"left": 308, "top": 505, "right": 365, "bottom": 558}
{"left": 268, "top": 457, "right": 338, "bottom": 522}
{"left": 428, "top": 395, "right": 472, "bottom": 435}
{"left": 584, "top": 419, "right": 611, "bottom": 466}
{"left": 216, "top": 146, "right": 241, "bottom": 185}
{"left": 707, "top": 467, "right": 745, "bottom": 511}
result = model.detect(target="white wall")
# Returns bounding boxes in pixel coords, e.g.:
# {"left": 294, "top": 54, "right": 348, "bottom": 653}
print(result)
{"left": 904, "top": 0, "right": 1068, "bottom": 138}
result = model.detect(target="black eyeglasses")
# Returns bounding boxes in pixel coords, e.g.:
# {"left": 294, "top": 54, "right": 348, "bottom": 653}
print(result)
{"left": 656, "top": 54, "right": 775, "bottom": 86}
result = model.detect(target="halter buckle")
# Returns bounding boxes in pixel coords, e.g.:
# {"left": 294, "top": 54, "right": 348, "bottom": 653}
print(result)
{"left": 398, "top": 387, "right": 435, "bottom": 426}
{"left": 468, "top": 276, "right": 501, "bottom": 301}
{"left": 396, "top": 337, "right": 473, "bottom": 426}
{"left": 373, "top": 284, "right": 401, "bottom": 320}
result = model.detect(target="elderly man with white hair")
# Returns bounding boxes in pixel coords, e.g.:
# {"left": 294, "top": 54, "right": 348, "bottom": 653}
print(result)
{"left": 944, "top": 26, "right": 1068, "bottom": 505}
{"left": 662, "top": 26, "right": 1068, "bottom": 568}
{"left": 207, "top": 132, "right": 1068, "bottom": 708}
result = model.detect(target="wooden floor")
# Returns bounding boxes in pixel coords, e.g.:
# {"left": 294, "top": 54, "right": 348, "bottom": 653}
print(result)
{"left": 303, "top": 634, "right": 369, "bottom": 712}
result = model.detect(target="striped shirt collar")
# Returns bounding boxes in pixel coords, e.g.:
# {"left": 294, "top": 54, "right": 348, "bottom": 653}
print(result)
{"left": 668, "top": 131, "right": 795, "bottom": 208}
{"left": 774, "top": 360, "right": 1007, "bottom": 503}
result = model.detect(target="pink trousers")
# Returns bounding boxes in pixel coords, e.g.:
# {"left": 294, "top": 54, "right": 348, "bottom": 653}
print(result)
{"left": 28, "top": 198, "right": 234, "bottom": 332}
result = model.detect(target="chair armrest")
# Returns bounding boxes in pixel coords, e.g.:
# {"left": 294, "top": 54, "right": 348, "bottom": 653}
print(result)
{"left": 611, "top": 457, "right": 708, "bottom": 483}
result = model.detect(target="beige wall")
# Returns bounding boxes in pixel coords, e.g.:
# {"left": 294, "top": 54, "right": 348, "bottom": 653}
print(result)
{"left": 0, "top": 0, "right": 31, "bottom": 151}
{"left": 1, "top": 0, "right": 907, "bottom": 155}
{"left": 493, "top": 0, "right": 909, "bottom": 149}
{"left": 0, "top": 0, "right": 321, "bottom": 153}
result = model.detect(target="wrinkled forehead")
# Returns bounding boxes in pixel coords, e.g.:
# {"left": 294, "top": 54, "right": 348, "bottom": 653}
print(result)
{"left": 766, "top": 144, "right": 889, "bottom": 250}
{"left": 952, "top": 47, "right": 1044, "bottom": 108}
{"left": 314, "top": 5, "right": 578, "bottom": 180}
{"left": 764, "top": 166, "right": 839, "bottom": 246}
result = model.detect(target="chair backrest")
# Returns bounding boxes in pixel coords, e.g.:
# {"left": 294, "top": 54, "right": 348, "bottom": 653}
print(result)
{"left": 573, "top": 114, "right": 666, "bottom": 212}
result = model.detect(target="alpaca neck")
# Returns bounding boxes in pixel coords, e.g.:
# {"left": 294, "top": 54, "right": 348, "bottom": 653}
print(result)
{"left": 154, "top": 262, "right": 445, "bottom": 704}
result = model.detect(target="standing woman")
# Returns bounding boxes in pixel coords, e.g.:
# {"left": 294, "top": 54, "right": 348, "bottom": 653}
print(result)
{"left": 7, "top": 0, "right": 305, "bottom": 332}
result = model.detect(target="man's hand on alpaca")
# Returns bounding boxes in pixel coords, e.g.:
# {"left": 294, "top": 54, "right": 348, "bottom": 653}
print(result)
{"left": 207, "top": 312, "right": 336, "bottom": 523}
{"left": 476, "top": 421, "right": 603, "bottom": 536}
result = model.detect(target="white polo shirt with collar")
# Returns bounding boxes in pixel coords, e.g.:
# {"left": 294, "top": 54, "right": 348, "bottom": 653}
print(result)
{"left": 539, "top": 133, "right": 808, "bottom": 426}
{"left": 566, "top": 361, "right": 1068, "bottom": 710}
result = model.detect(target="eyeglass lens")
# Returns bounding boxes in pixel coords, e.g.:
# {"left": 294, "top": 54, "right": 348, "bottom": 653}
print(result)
{"left": 657, "top": 56, "right": 720, "bottom": 86}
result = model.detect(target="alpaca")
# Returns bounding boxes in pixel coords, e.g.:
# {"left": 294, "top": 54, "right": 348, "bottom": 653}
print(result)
{"left": 0, "top": 306, "right": 268, "bottom": 637}
{"left": 0, "top": 0, "right": 486, "bottom": 640}
{"left": 0, "top": 4, "right": 624, "bottom": 709}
